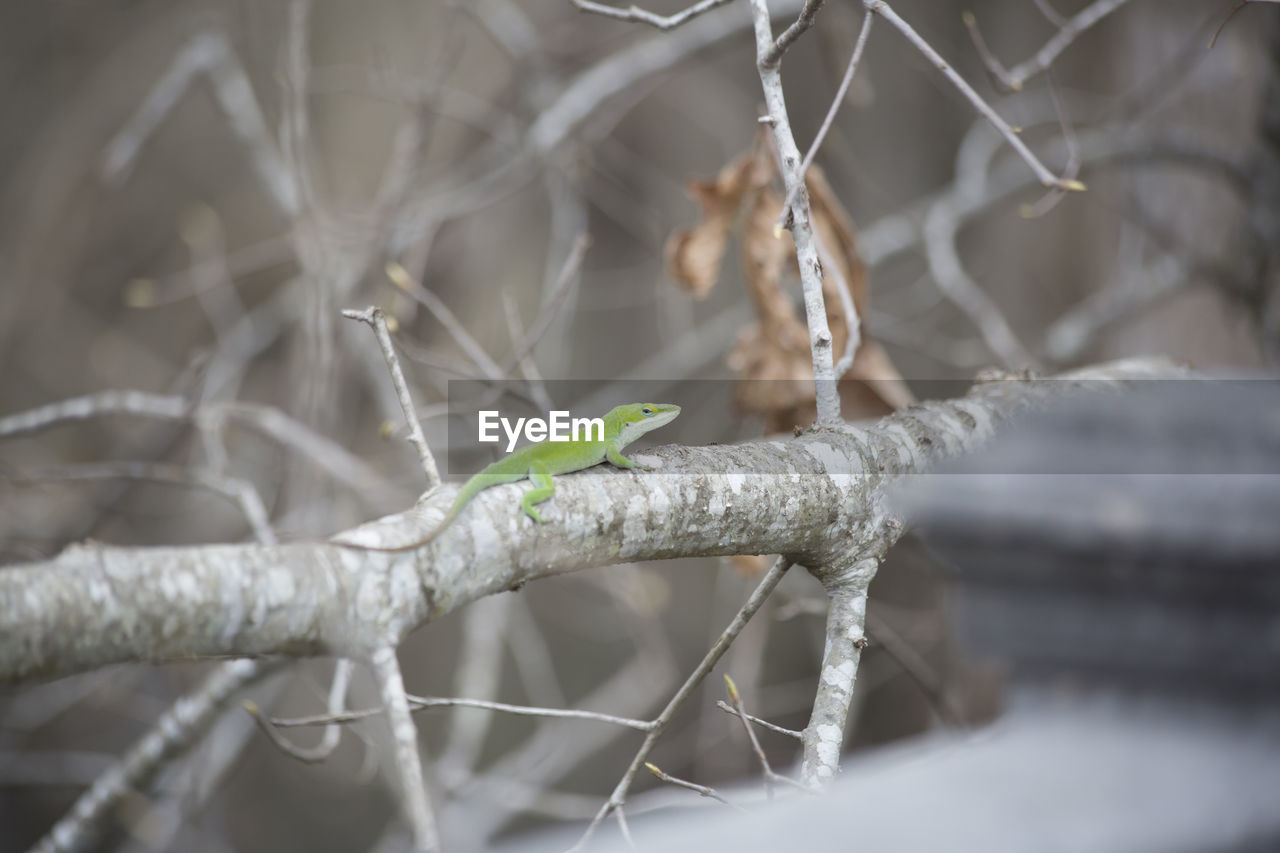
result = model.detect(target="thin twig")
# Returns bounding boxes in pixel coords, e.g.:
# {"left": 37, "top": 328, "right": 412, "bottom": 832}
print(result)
{"left": 863, "top": 612, "right": 962, "bottom": 726}
{"left": 965, "top": 0, "right": 1131, "bottom": 90}
{"left": 1034, "top": 0, "right": 1068, "bottom": 28}
{"left": 571, "top": 0, "right": 734, "bottom": 30}
{"left": 723, "top": 676, "right": 808, "bottom": 795}
{"left": 271, "top": 694, "right": 655, "bottom": 732}
{"left": 866, "top": 0, "right": 1083, "bottom": 191}
{"left": 385, "top": 262, "right": 505, "bottom": 380}
{"left": 29, "top": 660, "right": 266, "bottom": 853}
{"left": 528, "top": 0, "right": 811, "bottom": 155}
{"left": 370, "top": 646, "right": 439, "bottom": 852}
{"left": 570, "top": 558, "right": 792, "bottom": 851}
{"left": 412, "top": 694, "right": 651, "bottom": 730}
{"left": 763, "top": 0, "right": 829, "bottom": 68}
{"left": 342, "top": 306, "right": 440, "bottom": 488}
{"left": 503, "top": 234, "right": 592, "bottom": 373}
{"left": 1045, "top": 250, "right": 1190, "bottom": 362}
{"left": 503, "top": 291, "right": 556, "bottom": 414}
{"left": 0, "top": 390, "right": 396, "bottom": 500}
{"left": 724, "top": 675, "right": 774, "bottom": 796}
{"left": 436, "top": 597, "right": 515, "bottom": 789}
{"left": 776, "top": 10, "right": 874, "bottom": 228}
{"left": 1007, "top": 0, "right": 1131, "bottom": 89}
{"left": 1018, "top": 74, "right": 1080, "bottom": 219}
{"left": 714, "top": 701, "right": 802, "bottom": 739}
{"left": 6, "top": 462, "right": 276, "bottom": 546}
{"left": 816, "top": 236, "right": 862, "bottom": 378}
{"left": 644, "top": 762, "right": 740, "bottom": 807}
{"left": 280, "top": 0, "right": 316, "bottom": 212}
{"left": 923, "top": 195, "right": 1036, "bottom": 367}
{"left": 920, "top": 110, "right": 1037, "bottom": 367}
{"left": 244, "top": 659, "right": 354, "bottom": 763}
{"left": 25, "top": 436, "right": 284, "bottom": 852}
{"left": 960, "top": 11, "right": 1007, "bottom": 89}
{"left": 615, "top": 807, "right": 636, "bottom": 850}
{"left": 101, "top": 30, "right": 298, "bottom": 215}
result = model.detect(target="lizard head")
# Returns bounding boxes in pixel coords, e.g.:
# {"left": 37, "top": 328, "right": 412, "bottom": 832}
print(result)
{"left": 607, "top": 403, "right": 681, "bottom": 450}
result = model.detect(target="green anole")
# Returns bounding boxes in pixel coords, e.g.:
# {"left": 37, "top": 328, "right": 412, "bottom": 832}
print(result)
{"left": 335, "top": 403, "right": 681, "bottom": 553}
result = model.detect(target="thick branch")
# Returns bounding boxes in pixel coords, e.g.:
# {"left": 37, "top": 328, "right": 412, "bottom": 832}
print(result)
{"left": 0, "top": 360, "right": 1180, "bottom": 685}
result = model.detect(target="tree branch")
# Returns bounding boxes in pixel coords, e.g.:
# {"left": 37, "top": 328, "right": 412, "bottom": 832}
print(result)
{"left": 371, "top": 646, "right": 439, "bottom": 851}
{"left": 571, "top": 0, "right": 735, "bottom": 30}
{"left": 28, "top": 660, "right": 267, "bottom": 853}
{"left": 750, "top": 0, "right": 843, "bottom": 426}
{"left": 1, "top": 359, "right": 1180, "bottom": 688}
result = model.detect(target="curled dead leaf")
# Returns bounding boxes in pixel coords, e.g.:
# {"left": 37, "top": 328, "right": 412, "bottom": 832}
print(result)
{"left": 668, "top": 135, "right": 913, "bottom": 431}
{"left": 665, "top": 150, "right": 772, "bottom": 298}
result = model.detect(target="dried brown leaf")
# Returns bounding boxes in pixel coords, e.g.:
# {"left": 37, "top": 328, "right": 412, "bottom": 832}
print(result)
{"left": 669, "top": 138, "right": 913, "bottom": 430}
{"left": 665, "top": 151, "right": 771, "bottom": 298}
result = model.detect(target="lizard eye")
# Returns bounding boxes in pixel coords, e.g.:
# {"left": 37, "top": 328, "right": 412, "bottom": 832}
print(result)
{"left": 642, "top": 406, "right": 653, "bottom": 415}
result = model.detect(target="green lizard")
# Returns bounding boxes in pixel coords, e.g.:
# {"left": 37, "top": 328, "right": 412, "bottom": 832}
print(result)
{"left": 336, "top": 402, "right": 681, "bottom": 553}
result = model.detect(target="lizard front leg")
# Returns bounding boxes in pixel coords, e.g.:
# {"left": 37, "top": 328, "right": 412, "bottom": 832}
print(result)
{"left": 606, "top": 443, "right": 650, "bottom": 471}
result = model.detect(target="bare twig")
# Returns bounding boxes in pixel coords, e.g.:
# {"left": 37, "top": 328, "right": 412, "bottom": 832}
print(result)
{"left": 244, "top": 659, "right": 354, "bottom": 763}
{"left": 615, "top": 807, "right": 636, "bottom": 850}
{"left": 271, "top": 695, "right": 654, "bottom": 731}
{"left": 342, "top": 306, "right": 440, "bottom": 488}
{"left": 101, "top": 30, "right": 298, "bottom": 215}
{"left": 816, "top": 236, "right": 862, "bottom": 378}
{"left": 1034, "top": 0, "right": 1068, "bottom": 28}
{"left": 644, "top": 762, "right": 740, "bottom": 807}
{"left": 125, "top": 235, "right": 293, "bottom": 309}
{"left": 723, "top": 675, "right": 807, "bottom": 795}
{"left": 6, "top": 462, "right": 276, "bottom": 547}
{"left": 460, "top": 647, "right": 679, "bottom": 844}
{"left": 1045, "top": 250, "right": 1190, "bottom": 362}
{"left": 417, "top": 696, "right": 652, "bottom": 730}
{"left": 1018, "top": 74, "right": 1080, "bottom": 218}
{"left": 863, "top": 611, "right": 962, "bottom": 726}
{"left": 571, "top": 558, "right": 792, "bottom": 851}
{"left": 280, "top": 0, "right": 316, "bottom": 212}
{"left": 0, "top": 390, "right": 396, "bottom": 502}
{"left": 502, "top": 291, "right": 556, "bottom": 414}
{"left": 22, "top": 412, "right": 291, "bottom": 853}
{"left": 385, "top": 262, "right": 504, "bottom": 380}
{"left": 436, "top": 597, "right": 514, "bottom": 788}
{"left": 866, "top": 1, "right": 1083, "bottom": 192}
{"left": 714, "top": 701, "right": 802, "bottom": 739}
{"left": 965, "top": 0, "right": 1133, "bottom": 91}
{"left": 370, "top": 646, "right": 439, "bottom": 852}
{"left": 529, "top": 0, "right": 809, "bottom": 155}
{"left": 923, "top": 193, "right": 1036, "bottom": 367}
{"left": 29, "top": 660, "right": 266, "bottom": 853}
{"left": 763, "top": 0, "right": 829, "bottom": 68}
{"left": 776, "top": 10, "right": 874, "bottom": 228}
{"left": 571, "top": 0, "right": 734, "bottom": 30}
{"left": 503, "top": 233, "right": 593, "bottom": 372}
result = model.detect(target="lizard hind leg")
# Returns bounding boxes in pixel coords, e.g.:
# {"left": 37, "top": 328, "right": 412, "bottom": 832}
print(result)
{"left": 521, "top": 464, "right": 555, "bottom": 525}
